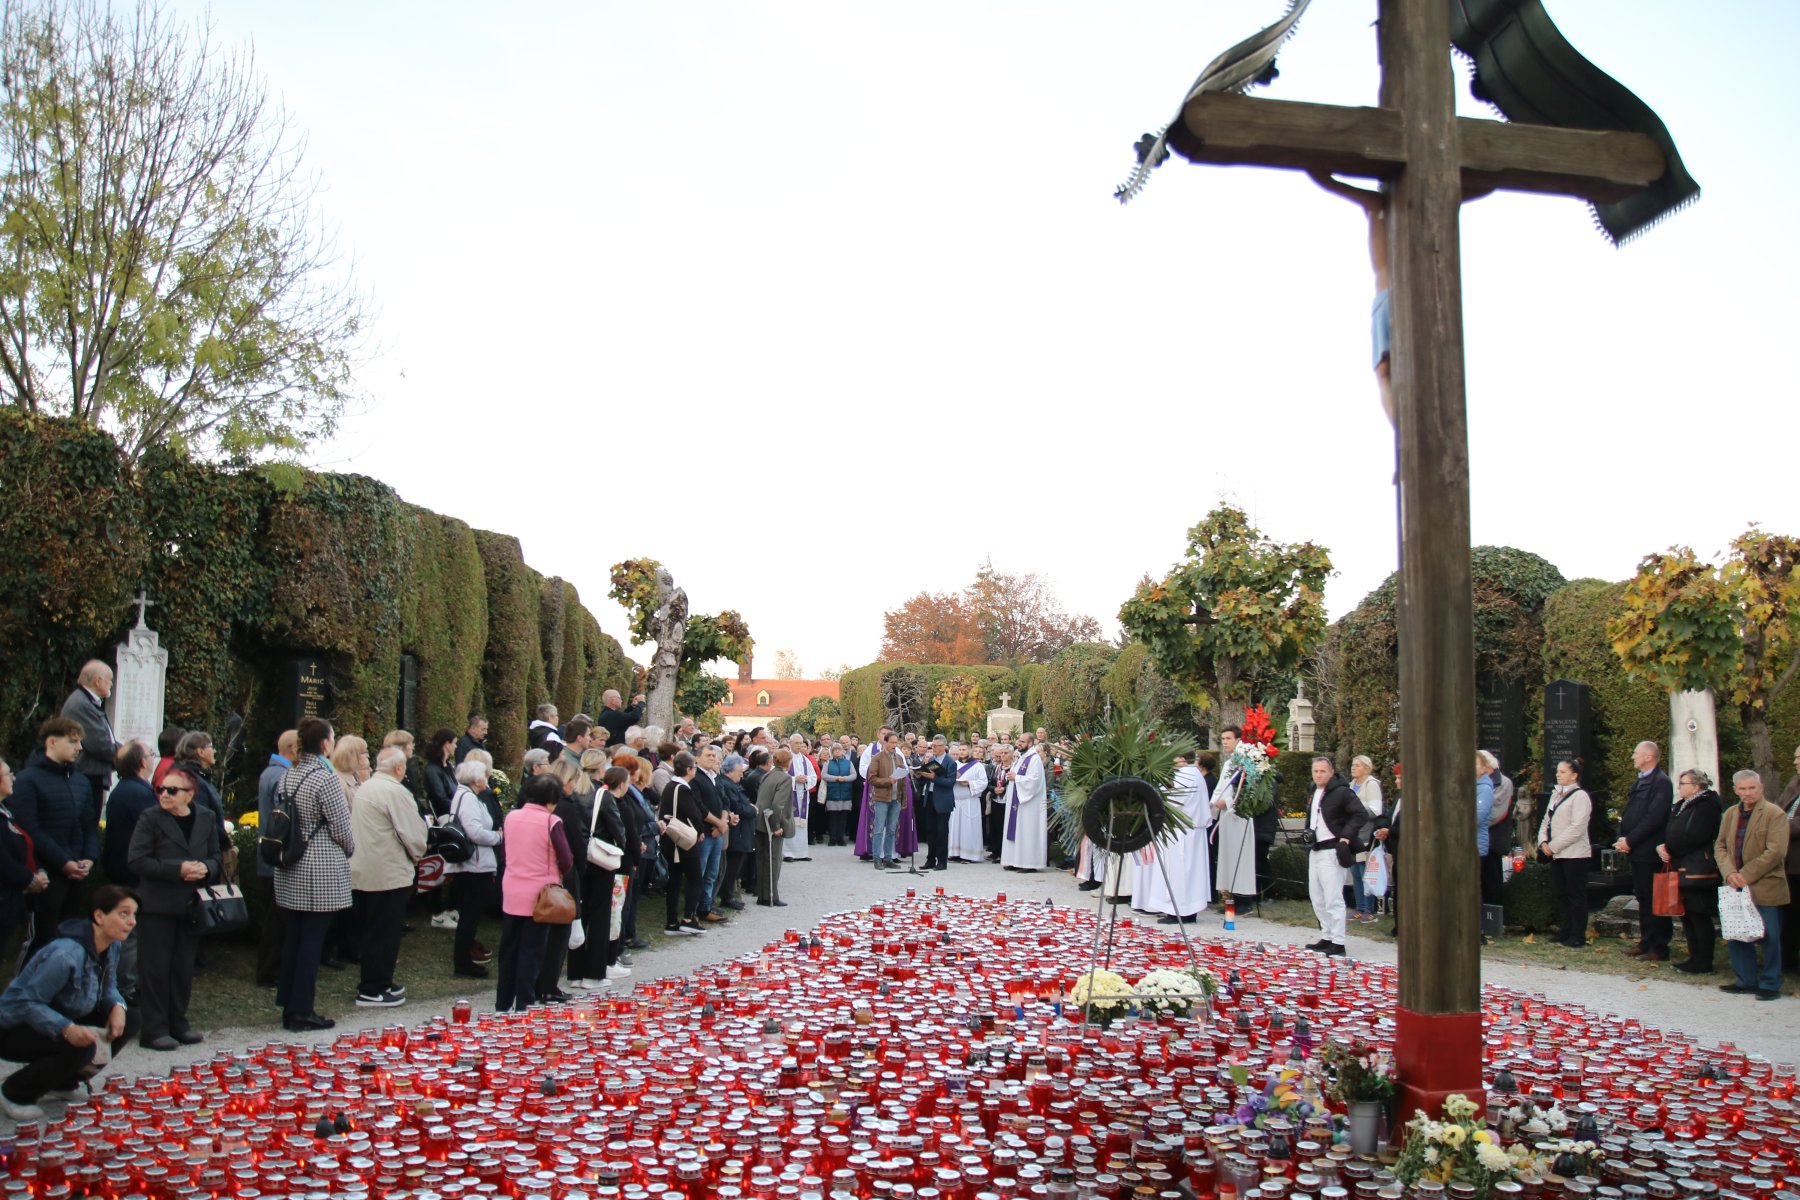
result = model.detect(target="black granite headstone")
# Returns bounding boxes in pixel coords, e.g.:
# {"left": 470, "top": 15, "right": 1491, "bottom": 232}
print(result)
{"left": 1541, "top": 678, "right": 1593, "bottom": 783}
{"left": 1478, "top": 677, "right": 1527, "bottom": 779}
{"left": 284, "top": 656, "right": 330, "bottom": 728}
{"left": 396, "top": 653, "right": 419, "bottom": 734}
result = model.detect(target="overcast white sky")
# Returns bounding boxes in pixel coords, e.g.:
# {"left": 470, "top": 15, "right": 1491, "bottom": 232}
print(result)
{"left": 181, "top": 0, "right": 1797, "bottom": 674}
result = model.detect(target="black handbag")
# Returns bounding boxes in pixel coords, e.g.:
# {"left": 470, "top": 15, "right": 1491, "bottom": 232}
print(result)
{"left": 191, "top": 884, "right": 250, "bottom": 935}
{"left": 429, "top": 792, "right": 475, "bottom": 865}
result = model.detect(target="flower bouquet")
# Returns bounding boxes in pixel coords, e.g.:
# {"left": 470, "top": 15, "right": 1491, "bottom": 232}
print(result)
{"left": 1069, "top": 968, "right": 1134, "bottom": 1027}
{"left": 1229, "top": 1065, "right": 1324, "bottom": 1131}
{"left": 489, "top": 768, "right": 514, "bottom": 810}
{"left": 1318, "top": 1037, "right": 1396, "bottom": 1106}
{"left": 1133, "top": 968, "right": 1215, "bottom": 1018}
{"left": 1228, "top": 705, "right": 1281, "bottom": 820}
{"left": 1394, "top": 1094, "right": 1535, "bottom": 1198}
{"left": 1497, "top": 1095, "right": 1571, "bottom": 1142}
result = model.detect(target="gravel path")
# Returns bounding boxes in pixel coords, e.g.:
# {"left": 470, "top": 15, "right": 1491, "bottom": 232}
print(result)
{"left": 142, "top": 844, "right": 1795, "bottom": 1074}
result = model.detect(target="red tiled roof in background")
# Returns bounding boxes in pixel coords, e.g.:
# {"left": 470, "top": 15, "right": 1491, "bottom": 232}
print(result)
{"left": 715, "top": 678, "right": 840, "bottom": 718}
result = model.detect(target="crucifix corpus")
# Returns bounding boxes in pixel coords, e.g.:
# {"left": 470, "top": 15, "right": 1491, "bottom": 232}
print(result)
{"left": 1118, "top": 0, "right": 1696, "bottom": 1118}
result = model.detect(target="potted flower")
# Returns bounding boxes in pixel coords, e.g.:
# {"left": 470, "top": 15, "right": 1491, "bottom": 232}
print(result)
{"left": 1318, "top": 1038, "right": 1396, "bottom": 1155}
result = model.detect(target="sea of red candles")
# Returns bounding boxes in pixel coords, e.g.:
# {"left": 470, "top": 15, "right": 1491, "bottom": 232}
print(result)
{"left": 1, "top": 891, "right": 1793, "bottom": 1199}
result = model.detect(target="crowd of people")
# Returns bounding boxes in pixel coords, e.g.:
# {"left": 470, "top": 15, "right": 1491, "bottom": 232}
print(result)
{"left": 0, "top": 657, "right": 1794, "bottom": 1121}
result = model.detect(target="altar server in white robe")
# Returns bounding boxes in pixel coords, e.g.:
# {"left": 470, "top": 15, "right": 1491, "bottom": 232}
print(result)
{"left": 1000, "top": 740, "right": 1049, "bottom": 871}
{"left": 949, "top": 746, "right": 987, "bottom": 863}
{"left": 1211, "top": 725, "right": 1259, "bottom": 898}
{"left": 1139, "top": 753, "right": 1212, "bottom": 921}
{"left": 784, "top": 736, "right": 819, "bottom": 861}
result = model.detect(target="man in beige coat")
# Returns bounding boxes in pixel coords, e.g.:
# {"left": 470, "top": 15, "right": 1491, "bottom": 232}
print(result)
{"left": 1713, "top": 769, "right": 1791, "bottom": 1001}
{"left": 350, "top": 747, "right": 430, "bottom": 1008}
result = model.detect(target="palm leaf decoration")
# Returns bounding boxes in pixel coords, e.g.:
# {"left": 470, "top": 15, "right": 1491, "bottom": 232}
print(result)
{"left": 1051, "top": 702, "right": 1198, "bottom": 853}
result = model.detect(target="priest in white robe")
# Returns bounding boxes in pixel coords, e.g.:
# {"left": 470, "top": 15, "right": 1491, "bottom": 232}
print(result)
{"left": 1138, "top": 753, "right": 1213, "bottom": 921}
{"left": 1212, "top": 728, "right": 1259, "bottom": 898}
{"left": 949, "top": 748, "right": 987, "bottom": 863}
{"left": 1000, "top": 741, "right": 1049, "bottom": 871}
{"left": 784, "top": 736, "right": 819, "bottom": 861}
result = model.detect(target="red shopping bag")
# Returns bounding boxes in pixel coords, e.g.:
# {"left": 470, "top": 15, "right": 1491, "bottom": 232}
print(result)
{"left": 1652, "top": 866, "right": 1684, "bottom": 917}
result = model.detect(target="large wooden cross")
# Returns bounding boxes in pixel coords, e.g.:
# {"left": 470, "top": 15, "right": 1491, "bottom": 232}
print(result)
{"left": 1162, "top": 0, "right": 1667, "bottom": 1118}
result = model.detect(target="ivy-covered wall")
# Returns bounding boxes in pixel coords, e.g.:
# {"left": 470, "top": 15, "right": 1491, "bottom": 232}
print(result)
{"left": 0, "top": 412, "right": 634, "bottom": 803}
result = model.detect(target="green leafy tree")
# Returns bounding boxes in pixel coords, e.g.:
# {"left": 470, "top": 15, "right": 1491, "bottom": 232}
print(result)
{"left": 676, "top": 611, "right": 752, "bottom": 718}
{"left": 0, "top": 0, "right": 366, "bottom": 461}
{"left": 1610, "top": 529, "right": 1800, "bottom": 789}
{"left": 782, "top": 695, "right": 843, "bottom": 740}
{"left": 1119, "top": 504, "right": 1331, "bottom": 730}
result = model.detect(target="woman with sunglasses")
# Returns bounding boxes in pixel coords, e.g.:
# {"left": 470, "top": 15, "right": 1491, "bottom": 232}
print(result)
{"left": 126, "top": 766, "right": 222, "bottom": 1050}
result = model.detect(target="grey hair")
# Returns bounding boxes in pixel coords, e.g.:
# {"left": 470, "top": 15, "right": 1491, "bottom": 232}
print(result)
{"left": 464, "top": 748, "right": 493, "bottom": 770}
{"left": 624, "top": 725, "right": 644, "bottom": 742}
{"left": 722, "top": 754, "right": 747, "bottom": 773}
{"left": 1635, "top": 740, "right": 1662, "bottom": 762}
{"left": 1679, "top": 768, "right": 1713, "bottom": 789}
{"left": 1352, "top": 754, "right": 1374, "bottom": 772}
{"left": 535, "top": 703, "right": 559, "bottom": 722}
{"left": 455, "top": 759, "right": 490, "bottom": 787}
{"left": 375, "top": 746, "right": 408, "bottom": 774}
{"left": 521, "top": 748, "right": 550, "bottom": 770}
{"left": 1312, "top": 755, "right": 1334, "bottom": 767}
{"left": 1477, "top": 750, "right": 1500, "bottom": 772}
{"left": 175, "top": 730, "right": 213, "bottom": 760}
{"left": 642, "top": 725, "right": 666, "bottom": 746}
{"left": 1731, "top": 768, "right": 1761, "bottom": 787}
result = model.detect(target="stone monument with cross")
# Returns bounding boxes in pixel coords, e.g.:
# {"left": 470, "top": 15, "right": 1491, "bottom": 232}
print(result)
{"left": 1117, "top": 0, "right": 1696, "bottom": 1117}
{"left": 108, "top": 589, "right": 168, "bottom": 766}
{"left": 986, "top": 691, "right": 1024, "bottom": 739}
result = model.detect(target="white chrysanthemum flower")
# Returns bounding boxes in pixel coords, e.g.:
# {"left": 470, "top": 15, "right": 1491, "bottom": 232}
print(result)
{"left": 1476, "top": 1143, "right": 1512, "bottom": 1173}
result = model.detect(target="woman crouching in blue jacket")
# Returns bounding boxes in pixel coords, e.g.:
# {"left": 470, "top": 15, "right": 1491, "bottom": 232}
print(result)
{"left": 0, "top": 884, "right": 138, "bottom": 1120}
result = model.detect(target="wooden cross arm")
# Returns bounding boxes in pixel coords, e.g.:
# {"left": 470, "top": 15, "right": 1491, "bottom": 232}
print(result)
{"left": 1168, "top": 92, "right": 1665, "bottom": 204}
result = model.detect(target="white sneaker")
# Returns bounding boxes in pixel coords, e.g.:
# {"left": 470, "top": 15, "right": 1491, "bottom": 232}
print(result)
{"left": 430, "top": 913, "right": 459, "bottom": 930}
{"left": 39, "top": 1083, "right": 88, "bottom": 1104}
{"left": 607, "top": 965, "right": 632, "bottom": 979}
{"left": 0, "top": 1092, "right": 44, "bottom": 1122}
{"left": 566, "top": 979, "right": 602, "bottom": 991}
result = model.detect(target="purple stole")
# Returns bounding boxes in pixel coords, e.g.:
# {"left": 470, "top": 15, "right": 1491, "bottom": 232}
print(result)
{"left": 1006, "top": 751, "right": 1035, "bottom": 841}
{"left": 789, "top": 763, "right": 808, "bottom": 819}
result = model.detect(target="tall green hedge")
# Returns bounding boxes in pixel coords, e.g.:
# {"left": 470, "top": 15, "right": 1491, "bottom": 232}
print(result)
{"left": 0, "top": 413, "right": 146, "bottom": 751}
{"left": 0, "top": 412, "right": 633, "bottom": 794}
{"left": 1042, "top": 643, "right": 1117, "bottom": 733}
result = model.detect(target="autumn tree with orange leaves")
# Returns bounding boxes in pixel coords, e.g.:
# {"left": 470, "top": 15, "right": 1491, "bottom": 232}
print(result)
{"left": 880, "top": 564, "right": 1101, "bottom": 665}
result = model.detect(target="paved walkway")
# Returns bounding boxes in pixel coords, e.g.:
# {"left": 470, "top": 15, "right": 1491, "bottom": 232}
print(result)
{"left": 151, "top": 842, "right": 1794, "bottom": 1072}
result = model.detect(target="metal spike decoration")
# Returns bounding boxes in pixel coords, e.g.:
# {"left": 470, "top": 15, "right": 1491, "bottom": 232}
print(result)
{"left": 1115, "top": 0, "right": 1316, "bottom": 203}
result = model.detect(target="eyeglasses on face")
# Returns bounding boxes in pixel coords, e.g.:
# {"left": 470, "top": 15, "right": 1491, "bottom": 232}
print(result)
{"left": 156, "top": 786, "right": 193, "bottom": 796}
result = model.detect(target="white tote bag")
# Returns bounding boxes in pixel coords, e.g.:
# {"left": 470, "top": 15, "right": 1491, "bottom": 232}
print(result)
{"left": 1717, "top": 885, "right": 1765, "bottom": 942}
{"left": 568, "top": 917, "right": 587, "bottom": 950}
{"left": 1363, "top": 844, "right": 1389, "bottom": 897}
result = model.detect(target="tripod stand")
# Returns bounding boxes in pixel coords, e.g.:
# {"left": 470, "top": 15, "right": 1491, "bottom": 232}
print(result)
{"left": 897, "top": 774, "right": 929, "bottom": 878}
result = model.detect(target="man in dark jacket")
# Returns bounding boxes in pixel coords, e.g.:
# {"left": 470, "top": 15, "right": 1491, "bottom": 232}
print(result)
{"left": 921, "top": 736, "right": 957, "bottom": 871}
{"left": 59, "top": 662, "right": 117, "bottom": 811}
{"left": 253, "top": 731, "right": 297, "bottom": 987}
{"left": 1303, "top": 756, "right": 1367, "bottom": 957}
{"left": 1616, "top": 740, "right": 1674, "bottom": 962}
{"left": 453, "top": 716, "right": 488, "bottom": 765}
{"left": 11, "top": 718, "right": 98, "bottom": 956}
{"left": 596, "top": 690, "right": 646, "bottom": 748}
{"left": 689, "top": 746, "right": 728, "bottom": 924}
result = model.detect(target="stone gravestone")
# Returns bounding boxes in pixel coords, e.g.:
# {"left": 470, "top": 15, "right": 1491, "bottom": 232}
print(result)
{"left": 986, "top": 691, "right": 1024, "bottom": 739}
{"left": 1541, "top": 679, "right": 1592, "bottom": 784}
{"left": 283, "top": 656, "right": 331, "bottom": 729}
{"left": 1668, "top": 689, "right": 1719, "bottom": 794}
{"left": 109, "top": 590, "right": 167, "bottom": 762}
{"left": 1286, "top": 683, "right": 1316, "bottom": 752}
{"left": 1477, "top": 677, "right": 1527, "bottom": 780}
{"left": 396, "top": 654, "right": 419, "bottom": 734}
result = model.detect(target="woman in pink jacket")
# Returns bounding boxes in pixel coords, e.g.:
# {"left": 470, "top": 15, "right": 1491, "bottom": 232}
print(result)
{"left": 495, "top": 774, "right": 573, "bottom": 1011}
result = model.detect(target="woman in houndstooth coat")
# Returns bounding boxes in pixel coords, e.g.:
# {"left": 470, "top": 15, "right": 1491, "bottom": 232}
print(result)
{"left": 273, "top": 719, "right": 356, "bottom": 1032}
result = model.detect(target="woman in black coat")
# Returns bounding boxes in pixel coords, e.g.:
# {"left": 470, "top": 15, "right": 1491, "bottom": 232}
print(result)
{"left": 660, "top": 752, "right": 705, "bottom": 934}
{"left": 1658, "top": 769, "right": 1724, "bottom": 974}
{"left": 126, "top": 767, "right": 221, "bottom": 1050}
{"left": 566, "top": 754, "right": 629, "bottom": 989}
{"left": 718, "top": 756, "right": 757, "bottom": 911}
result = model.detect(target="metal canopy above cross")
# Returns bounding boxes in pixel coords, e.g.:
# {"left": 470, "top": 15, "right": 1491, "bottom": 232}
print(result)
{"left": 1114, "top": 0, "right": 1694, "bottom": 1120}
